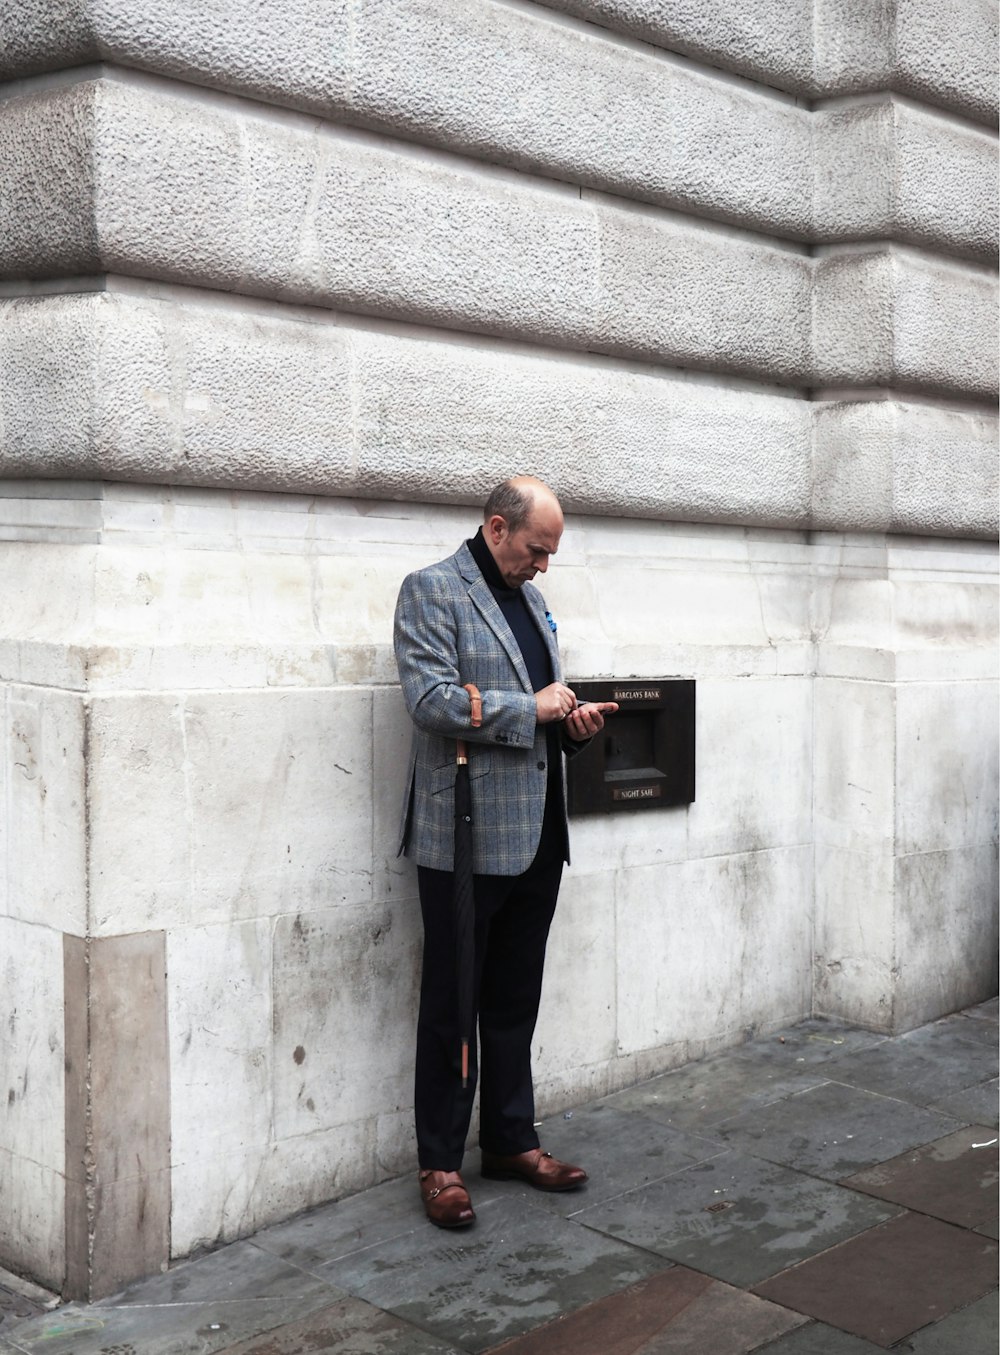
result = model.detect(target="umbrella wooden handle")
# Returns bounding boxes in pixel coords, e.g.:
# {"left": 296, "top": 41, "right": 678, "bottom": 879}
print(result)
{"left": 456, "top": 683, "right": 482, "bottom": 764}
{"left": 462, "top": 683, "right": 483, "bottom": 728}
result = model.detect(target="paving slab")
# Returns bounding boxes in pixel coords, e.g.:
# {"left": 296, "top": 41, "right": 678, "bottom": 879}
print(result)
{"left": 935, "top": 1008, "right": 999, "bottom": 1045}
{"left": 480, "top": 1104, "right": 724, "bottom": 1217}
{"left": 902, "top": 1292, "right": 999, "bottom": 1354}
{"left": 486, "top": 1266, "right": 713, "bottom": 1355}
{"left": 929, "top": 1078, "right": 999, "bottom": 1129}
{"left": 961, "top": 997, "right": 999, "bottom": 1024}
{"left": 100, "top": 1237, "right": 346, "bottom": 1307}
{"left": 575, "top": 1148, "right": 899, "bottom": 1288}
{"left": 823, "top": 1022, "right": 998, "bottom": 1108}
{"left": 625, "top": 1281, "right": 806, "bottom": 1355}
{"left": 714, "top": 1081, "right": 961, "bottom": 1181}
{"left": 0, "top": 1241, "right": 349, "bottom": 1355}
{"left": 2, "top": 1004, "right": 995, "bottom": 1355}
{"left": 317, "top": 1190, "right": 671, "bottom": 1354}
{"left": 600, "top": 1049, "right": 829, "bottom": 1135}
{"left": 250, "top": 1174, "right": 458, "bottom": 1271}
{"left": 752, "top": 1212, "right": 999, "bottom": 1349}
{"left": 488, "top": 1267, "right": 806, "bottom": 1355}
{"left": 0, "top": 1296, "right": 341, "bottom": 1355}
{"left": 730, "top": 1021, "right": 890, "bottom": 1070}
{"left": 752, "top": 1321, "right": 887, "bottom": 1353}
{"left": 601, "top": 1021, "right": 891, "bottom": 1137}
{"left": 0, "top": 1269, "right": 56, "bottom": 1346}
{"left": 841, "top": 1126, "right": 999, "bottom": 1230}
{"left": 0, "top": 1288, "right": 45, "bottom": 1332}
{"left": 216, "top": 1295, "right": 466, "bottom": 1353}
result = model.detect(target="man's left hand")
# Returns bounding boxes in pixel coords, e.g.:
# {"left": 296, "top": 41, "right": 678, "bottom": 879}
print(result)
{"left": 564, "top": 701, "right": 618, "bottom": 741}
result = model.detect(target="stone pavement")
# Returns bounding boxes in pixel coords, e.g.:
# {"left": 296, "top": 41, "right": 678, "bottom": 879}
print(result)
{"left": 2, "top": 1002, "right": 996, "bottom": 1355}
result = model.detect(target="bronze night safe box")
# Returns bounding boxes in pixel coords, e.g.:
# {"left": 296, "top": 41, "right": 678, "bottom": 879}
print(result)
{"left": 566, "top": 679, "right": 695, "bottom": 815}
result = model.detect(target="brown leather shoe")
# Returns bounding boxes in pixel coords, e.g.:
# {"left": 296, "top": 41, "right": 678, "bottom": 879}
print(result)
{"left": 481, "top": 1148, "right": 588, "bottom": 1192}
{"left": 419, "top": 1170, "right": 475, "bottom": 1228}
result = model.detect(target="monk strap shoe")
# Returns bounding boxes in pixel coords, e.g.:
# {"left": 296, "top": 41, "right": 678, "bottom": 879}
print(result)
{"left": 481, "top": 1148, "right": 588, "bottom": 1192}
{"left": 419, "top": 1169, "right": 475, "bottom": 1228}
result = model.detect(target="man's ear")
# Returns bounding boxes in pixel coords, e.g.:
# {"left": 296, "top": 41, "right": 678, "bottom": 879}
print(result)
{"left": 487, "top": 514, "right": 507, "bottom": 544}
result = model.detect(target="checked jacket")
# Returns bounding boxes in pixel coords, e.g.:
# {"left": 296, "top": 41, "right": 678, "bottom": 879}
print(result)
{"left": 394, "top": 541, "right": 582, "bottom": 876}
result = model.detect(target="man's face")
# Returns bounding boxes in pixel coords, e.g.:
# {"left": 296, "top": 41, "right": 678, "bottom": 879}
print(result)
{"left": 488, "top": 502, "right": 564, "bottom": 588}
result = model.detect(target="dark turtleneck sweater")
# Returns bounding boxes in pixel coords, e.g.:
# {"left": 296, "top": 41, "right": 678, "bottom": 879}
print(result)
{"left": 467, "top": 528, "right": 554, "bottom": 695}
{"left": 467, "top": 528, "right": 567, "bottom": 863}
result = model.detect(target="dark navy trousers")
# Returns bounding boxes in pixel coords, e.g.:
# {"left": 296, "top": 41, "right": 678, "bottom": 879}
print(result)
{"left": 414, "top": 831, "right": 563, "bottom": 1171}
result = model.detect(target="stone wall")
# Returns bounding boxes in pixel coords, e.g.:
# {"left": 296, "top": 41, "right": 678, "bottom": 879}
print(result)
{"left": 0, "top": 0, "right": 996, "bottom": 1301}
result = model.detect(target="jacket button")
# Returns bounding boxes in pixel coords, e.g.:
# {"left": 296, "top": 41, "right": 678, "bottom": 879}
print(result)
{"left": 537, "top": 761, "right": 545, "bottom": 771}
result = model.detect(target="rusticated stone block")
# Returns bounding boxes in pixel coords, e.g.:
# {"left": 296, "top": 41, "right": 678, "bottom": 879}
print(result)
{"left": 812, "top": 247, "right": 998, "bottom": 399}
{"left": 1, "top": 290, "right": 996, "bottom": 538}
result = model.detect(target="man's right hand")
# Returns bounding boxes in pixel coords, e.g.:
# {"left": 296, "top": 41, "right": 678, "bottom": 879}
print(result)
{"left": 535, "top": 682, "right": 578, "bottom": 724}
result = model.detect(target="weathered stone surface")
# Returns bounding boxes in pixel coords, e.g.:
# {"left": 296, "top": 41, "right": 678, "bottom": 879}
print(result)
{"left": 0, "top": 918, "right": 65, "bottom": 1288}
{"left": 64, "top": 931, "right": 171, "bottom": 1300}
{"left": 813, "top": 670, "right": 1000, "bottom": 1032}
{"left": 894, "top": 681, "right": 999, "bottom": 857}
{"left": 1, "top": 1, "right": 993, "bottom": 188}
{"left": 86, "top": 688, "right": 376, "bottom": 934}
{"left": 0, "top": 0, "right": 996, "bottom": 1306}
{"left": 894, "top": 845, "right": 1000, "bottom": 1032}
{"left": 546, "top": 0, "right": 999, "bottom": 122}
{"left": 812, "top": 401, "right": 999, "bottom": 539}
{"left": 271, "top": 901, "right": 423, "bottom": 1141}
{"left": 614, "top": 847, "right": 813, "bottom": 1058}
{"left": 0, "top": 81, "right": 99, "bottom": 278}
{"left": 0, "top": 79, "right": 813, "bottom": 381}
{"left": 0, "top": 685, "right": 87, "bottom": 935}
{"left": 167, "top": 917, "right": 273, "bottom": 1239}
{"left": 889, "top": 0, "right": 999, "bottom": 126}
{"left": 2, "top": 293, "right": 997, "bottom": 539}
{"left": 534, "top": 872, "right": 619, "bottom": 1092}
{"left": 0, "top": 1150, "right": 64, "bottom": 1297}
{"left": 812, "top": 247, "right": 998, "bottom": 399}
{"left": 814, "top": 100, "right": 999, "bottom": 262}
{"left": 2, "top": 77, "right": 995, "bottom": 394}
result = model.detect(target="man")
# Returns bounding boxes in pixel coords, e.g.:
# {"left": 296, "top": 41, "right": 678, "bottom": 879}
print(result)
{"left": 394, "top": 476, "right": 616, "bottom": 1228}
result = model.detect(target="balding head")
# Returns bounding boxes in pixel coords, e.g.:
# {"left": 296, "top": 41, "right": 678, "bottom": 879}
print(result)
{"left": 482, "top": 476, "right": 564, "bottom": 588}
{"left": 483, "top": 477, "right": 562, "bottom": 533}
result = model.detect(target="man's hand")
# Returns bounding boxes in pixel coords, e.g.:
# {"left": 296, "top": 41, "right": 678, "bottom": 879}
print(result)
{"left": 564, "top": 701, "right": 619, "bottom": 741}
{"left": 535, "top": 682, "right": 578, "bottom": 724}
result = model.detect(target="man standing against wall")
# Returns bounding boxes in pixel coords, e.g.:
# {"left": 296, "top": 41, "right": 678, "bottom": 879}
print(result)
{"left": 394, "top": 476, "right": 616, "bottom": 1227}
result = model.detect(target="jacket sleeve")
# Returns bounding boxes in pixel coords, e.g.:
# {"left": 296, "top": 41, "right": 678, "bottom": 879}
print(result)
{"left": 394, "top": 569, "right": 538, "bottom": 749}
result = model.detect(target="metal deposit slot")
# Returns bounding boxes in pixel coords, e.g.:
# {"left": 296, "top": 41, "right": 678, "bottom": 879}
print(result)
{"left": 566, "top": 679, "right": 695, "bottom": 815}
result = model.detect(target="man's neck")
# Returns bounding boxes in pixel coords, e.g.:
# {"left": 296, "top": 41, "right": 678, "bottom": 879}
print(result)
{"left": 468, "top": 527, "right": 515, "bottom": 594}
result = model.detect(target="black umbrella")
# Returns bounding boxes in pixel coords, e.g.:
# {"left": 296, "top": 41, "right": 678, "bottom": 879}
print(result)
{"left": 454, "top": 682, "right": 482, "bottom": 1087}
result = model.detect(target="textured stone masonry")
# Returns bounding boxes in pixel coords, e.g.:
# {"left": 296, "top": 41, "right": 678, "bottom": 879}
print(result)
{"left": 0, "top": 287, "right": 996, "bottom": 538}
{"left": 0, "top": 0, "right": 996, "bottom": 1306}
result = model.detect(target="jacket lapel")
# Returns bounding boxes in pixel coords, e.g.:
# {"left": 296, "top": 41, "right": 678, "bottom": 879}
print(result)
{"left": 457, "top": 545, "right": 534, "bottom": 693}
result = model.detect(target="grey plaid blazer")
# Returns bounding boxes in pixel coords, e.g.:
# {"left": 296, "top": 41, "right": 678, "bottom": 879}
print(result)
{"left": 394, "top": 541, "right": 577, "bottom": 875}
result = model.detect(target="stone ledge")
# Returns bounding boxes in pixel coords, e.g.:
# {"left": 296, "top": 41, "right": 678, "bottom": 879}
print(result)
{"left": 0, "top": 495, "right": 995, "bottom": 700}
